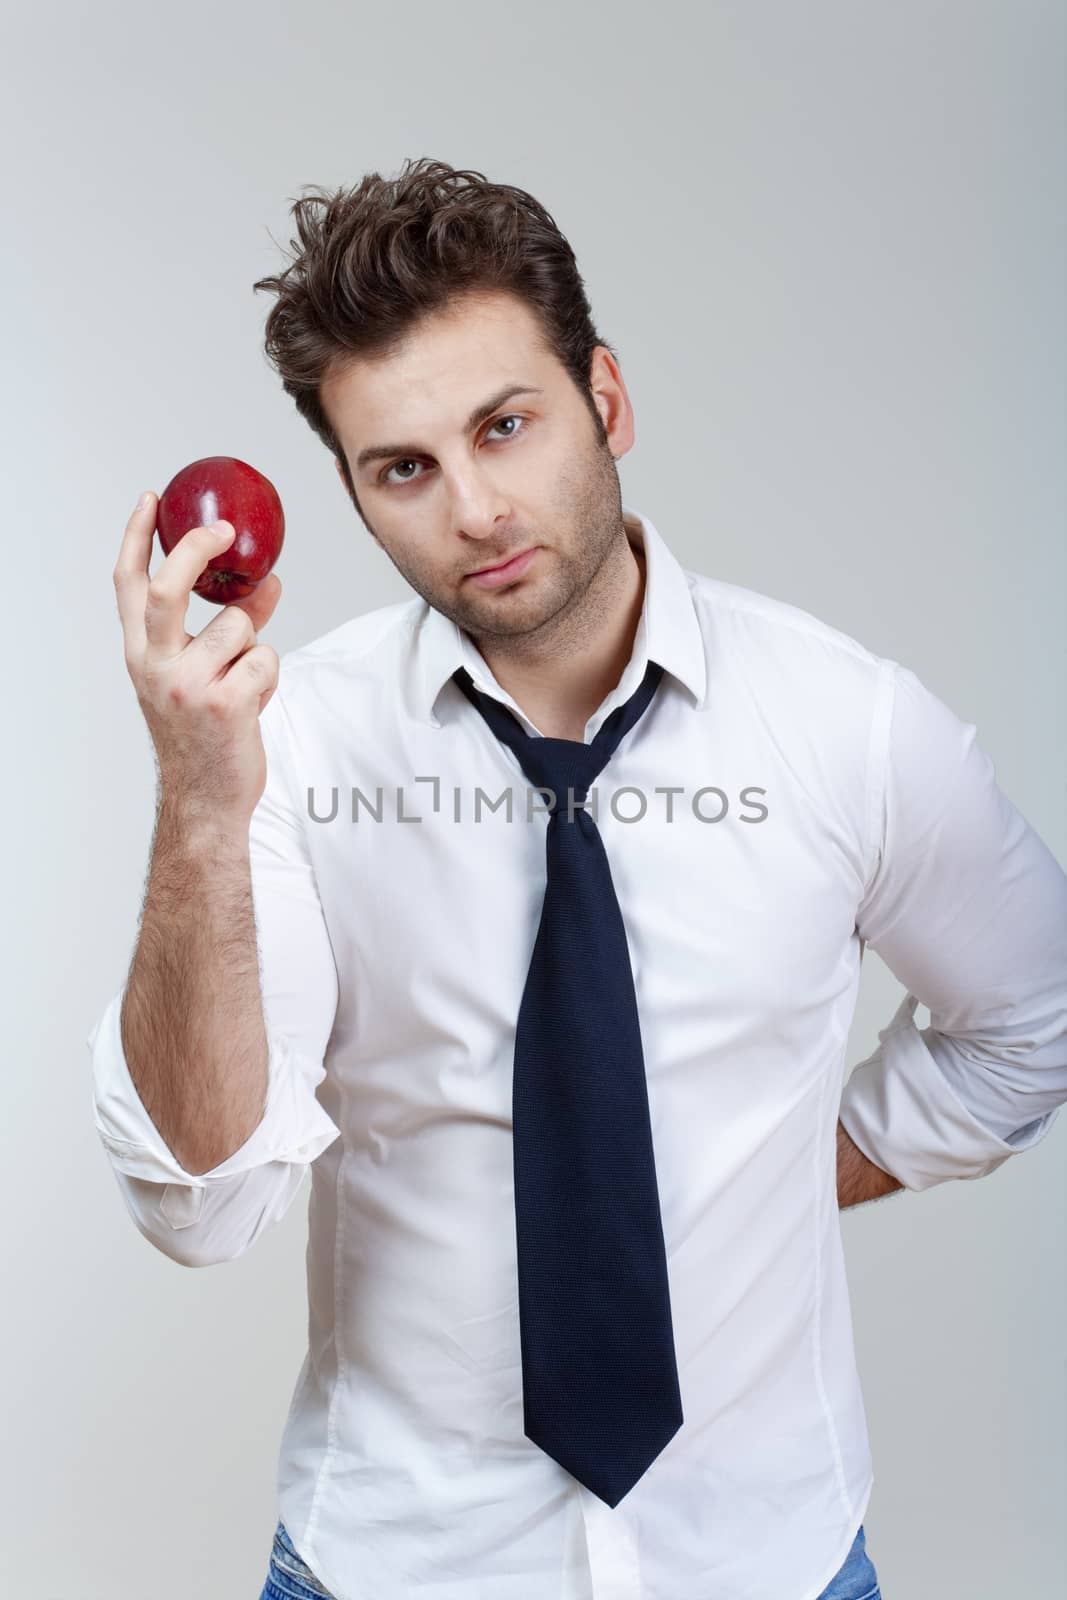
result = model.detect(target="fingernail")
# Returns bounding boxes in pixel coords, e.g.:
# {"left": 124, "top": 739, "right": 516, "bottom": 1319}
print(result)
{"left": 132, "top": 490, "right": 150, "bottom": 513}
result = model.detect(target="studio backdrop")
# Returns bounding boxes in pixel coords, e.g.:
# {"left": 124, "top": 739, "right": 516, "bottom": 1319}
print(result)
{"left": 3, "top": 2, "right": 1064, "bottom": 1596}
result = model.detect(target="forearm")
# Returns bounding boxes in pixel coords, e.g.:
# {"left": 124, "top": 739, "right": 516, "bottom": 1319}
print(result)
{"left": 836, "top": 1117, "right": 904, "bottom": 1208}
{"left": 120, "top": 798, "right": 268, "bottom": 1177}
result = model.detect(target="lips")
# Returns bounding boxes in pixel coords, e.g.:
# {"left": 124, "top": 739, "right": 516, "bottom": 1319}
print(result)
{"left": 463, "top": 547, "right": 539, "bottom": 589}
{"left": 468, "top": 548, "right": 531, "bottom": 577}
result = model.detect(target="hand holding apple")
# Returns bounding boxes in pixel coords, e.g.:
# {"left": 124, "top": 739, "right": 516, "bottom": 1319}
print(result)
{"left": 156, "top": 456, "right": 285, "bottom": 604}
{"left": 113, "top": 488, "right": 284, "bottom": 828}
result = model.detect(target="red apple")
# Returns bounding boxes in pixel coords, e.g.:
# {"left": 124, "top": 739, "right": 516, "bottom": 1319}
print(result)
{"left": 156, "top": 456, "right": 285, "bottom": 604}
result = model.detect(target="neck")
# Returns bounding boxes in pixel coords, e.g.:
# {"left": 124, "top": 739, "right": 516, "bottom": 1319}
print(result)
{"left": 472, "top": 520, "right": 647, "bottom": 741}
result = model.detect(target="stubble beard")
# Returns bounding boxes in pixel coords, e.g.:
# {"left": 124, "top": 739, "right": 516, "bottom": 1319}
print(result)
{"left": 413, "top": 439, "right": 628, "bottom": 660}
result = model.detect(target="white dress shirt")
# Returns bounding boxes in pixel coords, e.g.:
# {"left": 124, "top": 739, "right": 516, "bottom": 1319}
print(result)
{"left": 87, "top": 504, "right": 1067, "bottom": 1600}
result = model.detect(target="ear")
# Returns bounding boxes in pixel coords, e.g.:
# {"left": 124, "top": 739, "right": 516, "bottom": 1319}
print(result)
{"left": 588, "top": 345, "right": 634, "bottom": 461}
{"left": 334, "top": 456, "right": 346, "bottom": 485}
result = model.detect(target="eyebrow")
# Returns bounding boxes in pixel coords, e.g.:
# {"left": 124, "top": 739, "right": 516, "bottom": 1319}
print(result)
{"left": 355, "top": 384, "right": 544, "bottom": 474}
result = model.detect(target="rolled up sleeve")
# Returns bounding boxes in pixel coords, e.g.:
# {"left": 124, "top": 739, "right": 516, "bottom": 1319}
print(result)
{"left": 86, "top": 680, "right": 342, "bottom": 1263}
{"left": 838, "top": 660, "right": 1067, "bottom": 1191}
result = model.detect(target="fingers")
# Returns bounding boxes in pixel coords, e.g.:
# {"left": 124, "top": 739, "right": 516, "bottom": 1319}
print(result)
{"left": 224, "top": 571, "right": 283, "bottom": 636}
{"left": 218, "top": 641, "right": 280, "bottom": 705}
{"left": 182, "top": 574, "right": 283, "bottom": 681}
{"left": 143, "top": 521, "right": 240, "bottom": 660}
{"left": 112, "top": 491, "right": 158, "bottom": 660}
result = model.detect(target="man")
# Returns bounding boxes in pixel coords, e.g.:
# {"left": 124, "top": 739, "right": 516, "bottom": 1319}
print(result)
{"left": 89, "top": 159, "right": 1067, "bottom": 1600}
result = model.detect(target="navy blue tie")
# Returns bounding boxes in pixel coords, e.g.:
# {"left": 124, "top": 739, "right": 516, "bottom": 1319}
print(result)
{"left": 451, "top": 658, "right": 683, "bottom": 1508}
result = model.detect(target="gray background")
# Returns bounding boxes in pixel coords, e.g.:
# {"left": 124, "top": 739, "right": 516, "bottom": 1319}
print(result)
{"left": 3, "top": 1, "right": 1064, "bottom": 1594}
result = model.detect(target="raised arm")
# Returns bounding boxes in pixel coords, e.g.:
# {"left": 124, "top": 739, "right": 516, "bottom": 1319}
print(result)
{"left": 87, "top": 491, "right": 340, "bottom": 1265}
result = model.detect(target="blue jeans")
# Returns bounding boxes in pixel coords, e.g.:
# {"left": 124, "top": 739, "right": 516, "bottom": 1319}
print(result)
{"left": 814, "top": 1523, "right": 881, "bottom": 1599}
{"left": 259, "top": 1517, "right": 881, "bottom": 1599}
{"left": 259, "top": 1521, "right": 336, "bottom": 1599}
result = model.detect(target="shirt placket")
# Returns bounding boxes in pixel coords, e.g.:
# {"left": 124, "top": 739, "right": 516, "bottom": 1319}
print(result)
{"left": 578, "top": 1488, "right": 643, "bottom": 1599}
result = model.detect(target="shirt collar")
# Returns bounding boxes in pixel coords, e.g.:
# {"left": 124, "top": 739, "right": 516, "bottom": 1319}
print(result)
{"left": 411, "top": 503, "right": 708, "bottom": 730}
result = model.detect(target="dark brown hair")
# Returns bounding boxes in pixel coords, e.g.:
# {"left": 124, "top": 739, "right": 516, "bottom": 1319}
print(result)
{"left": 252, "top": 157, "right": 618, "bottom": 519}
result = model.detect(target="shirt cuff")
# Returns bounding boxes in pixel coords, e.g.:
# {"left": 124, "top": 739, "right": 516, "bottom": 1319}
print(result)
{"left": 838, "top": 992, "right": 1061, "bottom": 1191}
{"left": 87, "top": 988, "right": 342, "bottom": 1188}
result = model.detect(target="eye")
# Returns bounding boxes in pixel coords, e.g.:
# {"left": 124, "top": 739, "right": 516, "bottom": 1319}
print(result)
{"left": 379, "top": 414, "right": 529, "bottom": 487}
{"left": 487, "top": 413, "right": 525, "bottom": 441}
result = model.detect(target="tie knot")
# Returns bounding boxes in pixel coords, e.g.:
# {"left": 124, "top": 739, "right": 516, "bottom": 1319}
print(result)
{"left": 451, "top": 660, "right": 665, "bottom": 815}
{"left": 509, "top": 738, "right": 603, "bottom": 809}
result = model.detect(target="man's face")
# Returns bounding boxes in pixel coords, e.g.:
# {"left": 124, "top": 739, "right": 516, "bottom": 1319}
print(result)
{"left": 320, "top": 289, "right": 635, "bottom": 644}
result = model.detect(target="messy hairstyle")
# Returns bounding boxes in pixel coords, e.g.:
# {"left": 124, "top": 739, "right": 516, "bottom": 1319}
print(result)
{"left": 252, "top": 157, "right": 619, "bottom": 518}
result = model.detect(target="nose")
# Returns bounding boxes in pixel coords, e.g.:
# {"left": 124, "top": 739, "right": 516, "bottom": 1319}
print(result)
{"left": 442, "top": 458, "right": 514, "bottom": 544}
